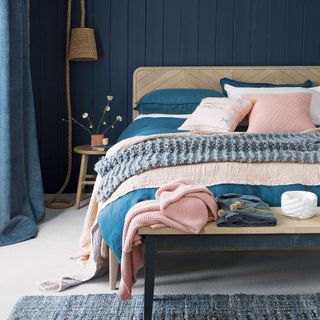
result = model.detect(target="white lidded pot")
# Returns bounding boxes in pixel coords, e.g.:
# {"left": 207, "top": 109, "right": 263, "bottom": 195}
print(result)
{"left": 281, "top": 191, "right": 318, "bottom": 219}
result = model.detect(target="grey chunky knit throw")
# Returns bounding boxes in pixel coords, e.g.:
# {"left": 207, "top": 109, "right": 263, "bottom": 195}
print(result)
{"left": 95, "top": 132, "right": 320, "bottom": 202}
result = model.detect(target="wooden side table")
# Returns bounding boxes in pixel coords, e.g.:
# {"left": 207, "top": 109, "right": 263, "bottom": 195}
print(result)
{"left": 73, "top": 145, "right": 108, "bottom": 209}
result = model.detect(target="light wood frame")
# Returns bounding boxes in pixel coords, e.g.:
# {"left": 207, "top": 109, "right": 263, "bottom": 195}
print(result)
{"left": 132, "top": 65, "right": 320, "bottom": 119}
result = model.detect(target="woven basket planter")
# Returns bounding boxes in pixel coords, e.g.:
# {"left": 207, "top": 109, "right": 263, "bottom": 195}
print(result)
{"left": 69, "top": 27, "right": 98, "bottom": 61}
{"left": 68, "top": 0, "right": 98, "bottom": 61}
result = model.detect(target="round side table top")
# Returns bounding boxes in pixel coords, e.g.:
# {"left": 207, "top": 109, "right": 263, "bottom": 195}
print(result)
{"left": 74, "top": 144, "right": 110, "bottom": 155}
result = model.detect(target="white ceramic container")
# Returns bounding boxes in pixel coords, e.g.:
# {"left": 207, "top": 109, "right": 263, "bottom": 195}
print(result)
{"left": 281, "top": 191, "right": 318, "bottom": 219}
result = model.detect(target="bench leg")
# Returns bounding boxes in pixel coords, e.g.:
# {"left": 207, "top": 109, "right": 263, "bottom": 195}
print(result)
{"left": 144, "top": 236, "right": 157, "bottom": 320}
{"left": 109, "top": 248, "right": 119, "bottom": 290}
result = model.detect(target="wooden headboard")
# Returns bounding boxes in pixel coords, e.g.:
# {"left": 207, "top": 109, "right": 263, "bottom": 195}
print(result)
{"left": 132, "top": 66, "right": 320, "bottom": 119}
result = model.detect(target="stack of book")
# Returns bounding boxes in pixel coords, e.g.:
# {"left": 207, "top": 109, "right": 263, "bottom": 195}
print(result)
{"left": 91, "top": 145, "right": 110, "bottom": 152}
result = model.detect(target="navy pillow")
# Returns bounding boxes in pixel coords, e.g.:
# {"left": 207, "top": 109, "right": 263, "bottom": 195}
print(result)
{"left": 135, "top": 88, "right": 223, "bottom": 114}
{"left": 220, "top": 78, "right": 313, "bottom": 96}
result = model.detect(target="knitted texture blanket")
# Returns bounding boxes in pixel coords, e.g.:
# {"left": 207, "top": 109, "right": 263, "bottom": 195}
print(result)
{"left": 95, "top": 132, "right": 320, "bottom": 202}
{"left": 119, "top": 179, "right": 217, "bottom": 300}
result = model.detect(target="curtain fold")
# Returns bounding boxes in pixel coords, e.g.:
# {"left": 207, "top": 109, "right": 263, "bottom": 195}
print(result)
{"left": 0, "top": 0, "right": 44, "bottom": 245}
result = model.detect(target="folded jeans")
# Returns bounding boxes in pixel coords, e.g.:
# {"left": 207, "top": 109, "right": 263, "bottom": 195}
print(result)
{"left": 216, "top": 193, "right": 277, "bottom": 227}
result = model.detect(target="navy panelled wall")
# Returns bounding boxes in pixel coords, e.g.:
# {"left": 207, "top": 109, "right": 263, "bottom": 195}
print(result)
{"left": 30, "top": 0, "right": 320, "bottom": 193}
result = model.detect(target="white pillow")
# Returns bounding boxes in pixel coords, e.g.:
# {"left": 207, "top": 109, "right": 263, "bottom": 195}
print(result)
{"left": 135, "top": 113, "right": 190, "bottom": 120}
{"left": 224, "top": 84, "right": 320, "bottom": 125}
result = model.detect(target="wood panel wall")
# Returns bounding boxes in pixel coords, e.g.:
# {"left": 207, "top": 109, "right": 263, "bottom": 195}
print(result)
{"left": 30, "top": 0, "right": 320, "bottom": 192}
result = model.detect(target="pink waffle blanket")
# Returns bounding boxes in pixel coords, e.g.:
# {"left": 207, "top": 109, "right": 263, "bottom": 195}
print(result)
{"left": 119, "top": 179, "right": 217, "bottom": 300}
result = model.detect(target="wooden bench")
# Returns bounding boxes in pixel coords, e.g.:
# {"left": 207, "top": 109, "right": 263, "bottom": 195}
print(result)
{"left": 136, "top": 207, "right": 320, "bottom": 320}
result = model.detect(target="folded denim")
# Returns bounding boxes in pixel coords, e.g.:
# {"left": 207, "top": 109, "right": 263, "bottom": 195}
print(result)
{"left": 216, "top": 193, "right": 277, "bottom": 227}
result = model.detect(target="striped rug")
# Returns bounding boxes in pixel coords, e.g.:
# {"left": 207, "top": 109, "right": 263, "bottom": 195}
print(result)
{"left": 9, "top": 293, "right": 320, "bottom": 319}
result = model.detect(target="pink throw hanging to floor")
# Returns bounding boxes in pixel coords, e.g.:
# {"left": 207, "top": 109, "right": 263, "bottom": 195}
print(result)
{"left": 119, "top": 179, "right": 218, "bottom": 300}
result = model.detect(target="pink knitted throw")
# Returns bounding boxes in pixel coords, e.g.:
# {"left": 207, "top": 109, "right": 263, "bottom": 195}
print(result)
{"left": 119, "top": 179, "right": 217, "bottom": 300}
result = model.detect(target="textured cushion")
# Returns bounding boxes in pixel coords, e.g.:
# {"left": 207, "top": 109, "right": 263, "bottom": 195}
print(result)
{"left": 225, "top": 84, "right": 320, "bottom": 125}
{"left": 220, "top": 78, "right": 312, "bottom": 95}
{"left": 178, "top": 97, "right": 254, "bottom": 133}
{"left": 243, "top": 93, "right": 315, "bottom": 133}
{"left": 135, "top": 88, "right": 224, "bottom": 114}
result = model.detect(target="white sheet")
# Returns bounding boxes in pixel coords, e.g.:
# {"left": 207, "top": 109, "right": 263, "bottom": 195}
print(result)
{"left": 135, "top": 113, "right": 190, "bottom": 119}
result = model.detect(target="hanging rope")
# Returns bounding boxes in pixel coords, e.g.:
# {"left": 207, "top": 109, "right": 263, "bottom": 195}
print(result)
{"left": 80, "top": 0, "right": 86, "bottom": 28}
{"left": 45, "top": 0, "right": 74, "bottom": 209}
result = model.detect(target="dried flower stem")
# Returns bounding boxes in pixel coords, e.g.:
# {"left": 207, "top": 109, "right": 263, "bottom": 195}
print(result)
{"left": 62, "top": 117, "right": 92, "bottom": 134}
{"left": 102, "top": 119, "right": 119, "bottom": 135}
{"left": 229, "top": 202, "right": 273, "bottom": 214}
{"left": 86, "top": 116, "right": 94, "bottom": 131}
{"left": 63, "top": 96, "right": 118, "bottom": 136}
{"left": 96, "top": 111, "right": 106, "bottom": 134}
{"left": 96, "top": 101, "right": 110, "bottom": 134}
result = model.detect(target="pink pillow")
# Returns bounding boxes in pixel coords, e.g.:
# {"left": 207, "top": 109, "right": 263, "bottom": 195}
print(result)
{"left": 178, "top": 97, "right": 254, "bottom": 133}
{"left": 243, "top": 92, "right": 315, "bottom": 133}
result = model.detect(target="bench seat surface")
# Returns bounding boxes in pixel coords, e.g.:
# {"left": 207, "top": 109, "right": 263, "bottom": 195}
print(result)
{"left": 139, "top": 207, "right": 320, "bottom": 235}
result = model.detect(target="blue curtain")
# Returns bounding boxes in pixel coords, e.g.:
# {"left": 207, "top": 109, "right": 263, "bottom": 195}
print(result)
{"left": 0, "top": 0, "right": 44, "bottom": 245}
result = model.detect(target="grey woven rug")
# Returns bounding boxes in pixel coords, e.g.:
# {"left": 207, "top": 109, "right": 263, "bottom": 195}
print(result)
{"left": 9, "top": 293, "right": 320, "bottom": 320}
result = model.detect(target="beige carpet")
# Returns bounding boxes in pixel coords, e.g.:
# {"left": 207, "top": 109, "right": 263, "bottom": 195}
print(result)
{"left": 2, "top": 195, "right": 320, "bottom": 320}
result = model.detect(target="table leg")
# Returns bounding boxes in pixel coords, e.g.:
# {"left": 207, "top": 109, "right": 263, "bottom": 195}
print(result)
{"left": 80, "top": 155, "right": 89, "bottom": 201}
{"left": 144, "top": 236, "right": 157, "bottom": 320}
{"left": 75, "top": 154, "right": 88, "bottom": 209}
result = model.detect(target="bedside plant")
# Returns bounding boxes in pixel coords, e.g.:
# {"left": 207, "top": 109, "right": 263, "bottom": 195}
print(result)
{"left": 63, "top": 95, "right": 123, "bottom": 146}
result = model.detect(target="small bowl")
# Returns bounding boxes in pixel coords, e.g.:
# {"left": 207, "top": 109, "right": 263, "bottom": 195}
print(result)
{"left": 281, "top": 191, "right": 318, "bottom": 219}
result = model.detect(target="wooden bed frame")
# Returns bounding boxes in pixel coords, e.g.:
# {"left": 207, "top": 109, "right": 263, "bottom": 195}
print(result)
{"left": 132, "top": 65, "right": 320, "bottom": 119}
{"left": 109, "top": 66, "right": 320, "bottom": 315}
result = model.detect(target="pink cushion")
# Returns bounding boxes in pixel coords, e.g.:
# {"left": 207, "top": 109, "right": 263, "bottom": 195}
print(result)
{"left": 178, "top": 97, "right": 254, "bottom": 133}
{"left": 243, "top": 93, "right": 315, "bottom": 133}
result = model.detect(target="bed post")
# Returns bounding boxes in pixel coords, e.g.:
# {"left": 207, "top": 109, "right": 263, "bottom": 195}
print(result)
{"left": 109, "top": 248, "right": 119, "bottom": 290}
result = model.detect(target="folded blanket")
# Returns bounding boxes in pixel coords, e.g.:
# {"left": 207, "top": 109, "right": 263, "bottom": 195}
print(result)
{"left": 95, "top": 132, "right": 320, "bottom": 202}
{"left": 119, "top": 179, "right": 217, "bottom": 300}
{"left": 216, "top": 194, "right": 277, "bottom": 227}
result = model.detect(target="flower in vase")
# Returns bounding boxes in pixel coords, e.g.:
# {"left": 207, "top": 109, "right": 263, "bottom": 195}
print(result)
{"left": 64, "top": 95, "right": 122, "bottom": 137}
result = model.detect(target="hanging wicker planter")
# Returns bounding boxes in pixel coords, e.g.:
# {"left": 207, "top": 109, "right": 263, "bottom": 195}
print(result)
{"left": 69, "top": 0, "right": 98, "bottom": 61}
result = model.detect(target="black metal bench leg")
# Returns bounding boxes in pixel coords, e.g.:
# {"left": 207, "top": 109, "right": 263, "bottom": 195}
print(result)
{"left": 144, "top": 236, "right": 157, "bottom": 320}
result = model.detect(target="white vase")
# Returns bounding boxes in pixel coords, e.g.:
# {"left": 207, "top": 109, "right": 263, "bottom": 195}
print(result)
{"left": 102, "top": 137, "right": 109, "bottom": 145}
{"left": 281, "top": 191, "right": 318, "bottom": 219}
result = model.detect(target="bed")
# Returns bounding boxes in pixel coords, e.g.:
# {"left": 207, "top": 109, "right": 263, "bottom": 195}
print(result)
{"left": 45, "top": 66, "right": 320, "bottom": 297}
